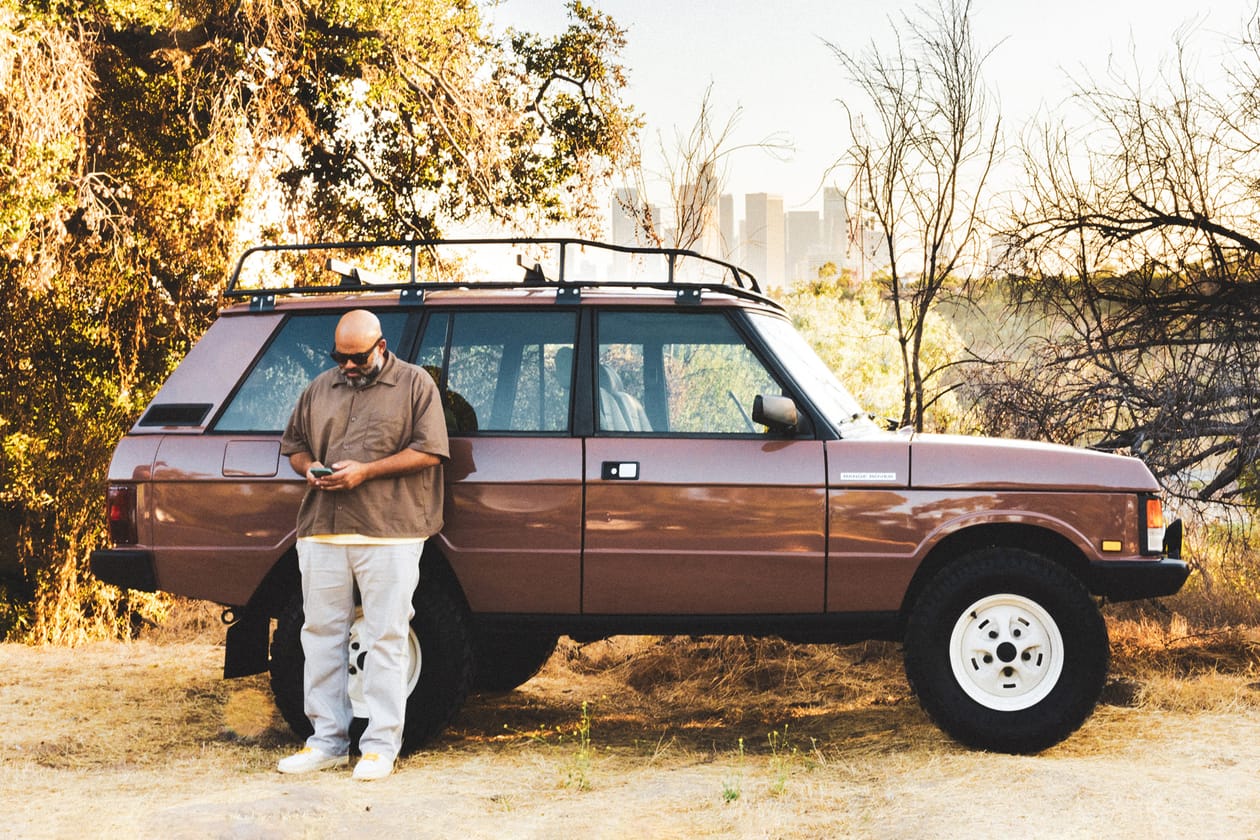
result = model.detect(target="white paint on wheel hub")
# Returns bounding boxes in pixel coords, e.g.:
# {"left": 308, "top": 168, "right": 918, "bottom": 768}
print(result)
{"left": 949, "top": 593, "right": 1064, "bottom": 712}
{"left": 347, "top": 607, "right": 422, "bottom": 718}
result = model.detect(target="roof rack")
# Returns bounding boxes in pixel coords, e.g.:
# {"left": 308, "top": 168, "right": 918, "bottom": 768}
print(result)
{"left": 223, "top": 237, "right": 770, "bottom": 306}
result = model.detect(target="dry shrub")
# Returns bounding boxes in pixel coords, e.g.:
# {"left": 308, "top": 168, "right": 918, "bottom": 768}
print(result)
{"left": 456, "top": 633, "right": 935, "bottom": 756}
{"left": 535, "top": 634, "right": 916, "bottom": 748}
{"left": 1108, "top": 616, "right": 1260, "bottom": 676}
{"left": 1155, "top": 517, "right": 1260, "bottom": 627}
{"left": 556, "top": 635, "right": 904, "bottom": 706}
{"left": 1107, "top": 615, "right": 1260, "bottom": 712}
{"left": 136, "top": 597, "right": 226, "bottom": 644}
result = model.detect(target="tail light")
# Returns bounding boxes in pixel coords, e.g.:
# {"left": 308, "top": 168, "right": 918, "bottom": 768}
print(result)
{"left": 107, "top": 484, "right": 138, "bottom": 545}
{"left": 1142, "top": 496, "right": 1166, "bottom": 555}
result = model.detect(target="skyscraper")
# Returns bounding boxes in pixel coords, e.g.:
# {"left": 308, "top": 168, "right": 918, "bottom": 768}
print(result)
{"left": 786, "top": 210, "right": 821, "bottom": 284}
{"left": 678, "top": 165, "right": 721, "bottom": 256}
{"left": 610, "top": 187, "right": 642, "bottom": 247}
{"left": 719, "top": 193, "right": 736, "bottom": 261}
{"left": 744, "top": 193, "right": 785, "bottom": 290}
{"left": 822, "top": 187, "right": 849, "bottom": 260}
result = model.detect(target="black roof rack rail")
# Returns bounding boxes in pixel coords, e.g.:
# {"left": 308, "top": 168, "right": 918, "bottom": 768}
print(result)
{"left": 223, "top": 237, "right": 772, "bottom": 305}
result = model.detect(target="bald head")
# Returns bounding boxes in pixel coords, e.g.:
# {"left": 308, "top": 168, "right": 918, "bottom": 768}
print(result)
{"left": 335, "top": 309, "right": 383, "bottom": 349}
{"left": 332, "top": 310, "right": 386, "bottom": 385}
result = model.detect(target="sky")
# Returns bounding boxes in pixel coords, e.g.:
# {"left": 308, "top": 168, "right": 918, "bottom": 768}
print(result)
{"left": 488, "top": 0, "right": 1257, "bottom": 219}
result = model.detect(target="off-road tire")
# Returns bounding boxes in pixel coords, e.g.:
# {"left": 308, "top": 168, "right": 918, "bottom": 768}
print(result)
{"left": 903, "top": 547, "right": 1109, "bottom": 754}
{"left": 471, "top": 628, "right": 559, "bottom": 693}
{"left": 269, "top": 563, "right": 474, "bottom": 753}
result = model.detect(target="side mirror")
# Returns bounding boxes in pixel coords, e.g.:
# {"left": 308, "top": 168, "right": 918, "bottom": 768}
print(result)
{"left": 752, "top": 395, "right": 798, "bottom": 433}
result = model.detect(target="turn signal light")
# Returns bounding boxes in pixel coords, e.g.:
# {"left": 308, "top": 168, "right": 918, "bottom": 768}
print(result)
{"left": 1144, "top": 497, "right": 1166, "bottom": 555}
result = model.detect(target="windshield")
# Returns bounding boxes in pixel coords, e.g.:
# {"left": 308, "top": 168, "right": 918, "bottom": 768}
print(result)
{"left": 747, "top": 311, "right": 881, "bottom": 436}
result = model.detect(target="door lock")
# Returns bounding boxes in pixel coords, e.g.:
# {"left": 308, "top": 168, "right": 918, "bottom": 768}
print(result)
{"left": 601, "top": 461, "right": 640, "bottom": 480}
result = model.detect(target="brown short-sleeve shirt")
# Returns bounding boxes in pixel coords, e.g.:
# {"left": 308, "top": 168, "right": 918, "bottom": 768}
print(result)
{"left": 281, "top": 352, "right": 449, "bottom": 539}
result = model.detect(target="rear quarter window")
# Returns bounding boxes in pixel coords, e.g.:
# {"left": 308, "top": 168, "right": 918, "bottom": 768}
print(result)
{"left": 214, "top": 312, "right": 408, "bottom": 433}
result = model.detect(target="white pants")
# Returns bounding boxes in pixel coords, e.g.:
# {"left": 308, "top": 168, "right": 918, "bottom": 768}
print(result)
{"left": 296, "top": 538, "right": 423, "bottom": 758}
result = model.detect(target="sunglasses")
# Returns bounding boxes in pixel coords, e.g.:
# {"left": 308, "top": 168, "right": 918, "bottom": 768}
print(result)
{"left": 329, "top": 338, "right": 382, "bottom": 366}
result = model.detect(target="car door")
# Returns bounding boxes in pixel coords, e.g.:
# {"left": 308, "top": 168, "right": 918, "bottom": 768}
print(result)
{"left": 582, "top": 308, "right": 827, "bottom": 615}
{"left": 415, "top": 309, "right": 583, "bottom": 614}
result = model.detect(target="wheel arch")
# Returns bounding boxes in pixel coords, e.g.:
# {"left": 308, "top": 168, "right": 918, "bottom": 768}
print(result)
{"left": 898, "top": 523, "right": 1090, "bottom": 635}
{"left": 420, "top": 538, "right": 472, "bottom": 612}
{"left": 248, "top": 546, "right": 302, "bottom": 618}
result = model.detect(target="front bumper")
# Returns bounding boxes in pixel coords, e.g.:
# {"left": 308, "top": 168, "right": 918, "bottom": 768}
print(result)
{"left": 90, "top": 548, "right": 158, "bottom": 592}
{"left": 1088, "top": 557, "right": 1190, "bottom": 602}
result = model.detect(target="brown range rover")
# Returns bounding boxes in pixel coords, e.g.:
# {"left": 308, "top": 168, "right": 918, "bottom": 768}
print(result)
{"left": 91, "top": 238, "right": 1188, "bottom": 754}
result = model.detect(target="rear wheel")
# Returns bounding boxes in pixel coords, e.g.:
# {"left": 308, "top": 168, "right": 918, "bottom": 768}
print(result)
{"left": 903, "top": 547, "right": 1109, "bottom": 753}
{"left": 269, "top": 564, "right": 473, "bottom": 753}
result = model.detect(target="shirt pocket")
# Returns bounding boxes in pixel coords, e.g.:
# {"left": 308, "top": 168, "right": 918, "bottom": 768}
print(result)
{"left": 358, "top": 408, "right": 409, "bottom": 459}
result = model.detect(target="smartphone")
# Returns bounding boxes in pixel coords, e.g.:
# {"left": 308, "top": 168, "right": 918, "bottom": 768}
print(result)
{"left": 310, "top": 466, "right": 334, "bottom": 478}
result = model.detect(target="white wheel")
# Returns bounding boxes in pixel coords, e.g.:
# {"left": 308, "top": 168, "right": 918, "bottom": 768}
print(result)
{"left": 347, "top": 606, "right": 423, "bottom": 718}
{"left": 948, "top": 593, "right": 1064, "bottom": 712}
{"left": 904, "top": 549, "right": 1108, "bottom": 752}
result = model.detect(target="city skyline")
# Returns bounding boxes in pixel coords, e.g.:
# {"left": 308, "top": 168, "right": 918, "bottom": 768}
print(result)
{"left": 608, "top": 185, "right": 867, "bottom": 291}
{"left": 494, "top": 1, "right": 1251, "bottom": 212}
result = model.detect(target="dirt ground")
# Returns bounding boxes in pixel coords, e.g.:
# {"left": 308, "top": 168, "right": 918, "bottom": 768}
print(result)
{"left": 3, "top": 627, "right": 1260, "bottom": 839}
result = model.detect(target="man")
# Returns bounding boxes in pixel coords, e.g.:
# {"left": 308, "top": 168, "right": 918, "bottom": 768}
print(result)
{"left": 276, "top": 309, "right": 449, "bottom": 781}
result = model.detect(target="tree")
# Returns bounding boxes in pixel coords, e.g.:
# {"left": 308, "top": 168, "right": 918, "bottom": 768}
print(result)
{"left": 979, "top": 14, "right": 1260, "bottom": 511}
{"left": 0, "top": 0, "right": 638, "bottom": 639}
{"left": 618, "top": 84, "right": 789, "bottom": 257}
{"left": 826, "top": 0, "right": 999, "bottom": 430}
{"left": 779, "top": 270, "right": 966, "bottom": 432}
{"left": 273, "top": 0, "right": 639, "bottom": 240}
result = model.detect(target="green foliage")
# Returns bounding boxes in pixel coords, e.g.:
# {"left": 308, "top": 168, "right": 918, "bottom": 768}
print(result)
{"left": 776, "top": 272, "right": 966, "bottom": 432}
{"left": 721, "top": 736, "right": 744, "bottom": 803}
{"left": 564, "top": 699, "right": 594, "bottom": 792}
{"left": 0, "top": 0, "right": 637, "bottom": 640}
{"left": 274, "top": 0, "right": 639, "bottom": 239}
{"left": 766, "top": 724, "right": 797, "bottom": 797}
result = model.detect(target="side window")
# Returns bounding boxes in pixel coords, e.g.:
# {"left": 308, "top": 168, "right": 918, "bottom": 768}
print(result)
{"left": 415, "top": 311, "right": 577, "bottom": 434}
{"left": 215, "top": 312, "right": 407, "bottom": 432}
{"left": 598, "top": 311, "right": 784, "bottom": 435}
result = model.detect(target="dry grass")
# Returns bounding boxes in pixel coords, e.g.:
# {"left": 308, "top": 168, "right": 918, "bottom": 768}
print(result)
{"left": 454, "top": 635, "right": 923, "bottom": 757}
{"left": 3, "top": 606, "right": 1260, "bottom": 837}
{"left": 1106, "top": 614, "right": 1260, "bottom": 715}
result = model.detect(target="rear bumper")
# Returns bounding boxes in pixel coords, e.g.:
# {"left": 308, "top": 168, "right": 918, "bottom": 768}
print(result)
{"left": 90, "top": 548, "right": 158, "bottom": 592}
{"left": 1088, "top": 557, "right": 1190, "bottom": 602}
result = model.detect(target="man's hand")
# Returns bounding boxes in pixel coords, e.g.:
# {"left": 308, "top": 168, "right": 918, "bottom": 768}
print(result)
{"left": 293, "top": 447, "right": 440, "bottom": 492}
{"left": 289, "top": 452, "right": 327, "bottom": 487}
{"left": 319, "top": 460, "right": 369, "bottom": 491}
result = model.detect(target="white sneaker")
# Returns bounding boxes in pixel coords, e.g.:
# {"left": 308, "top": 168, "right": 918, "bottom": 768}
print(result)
{"left": 277, "top": 746, "right": 349, "bottom": 774}
{"left": 352, "top": 752, "right": 395, "bottom": 781}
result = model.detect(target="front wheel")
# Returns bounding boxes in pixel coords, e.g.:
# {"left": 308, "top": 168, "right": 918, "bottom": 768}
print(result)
{"left": 903, "top": 548, "right": 1109, "bottom": 754}
{"left": 269, "top": 563, "right": 474, "bottom": 753}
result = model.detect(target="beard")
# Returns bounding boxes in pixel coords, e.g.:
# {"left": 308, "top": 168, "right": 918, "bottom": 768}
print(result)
{"left": 345, "top": 355, "right": 384, "bottom": 388}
